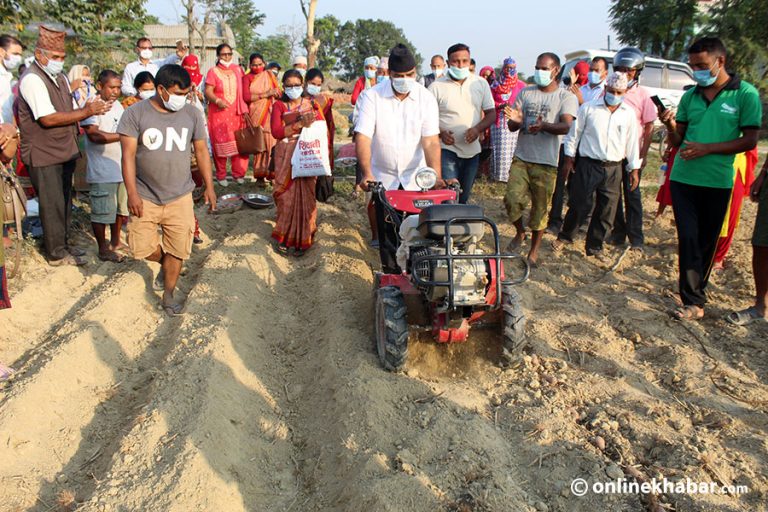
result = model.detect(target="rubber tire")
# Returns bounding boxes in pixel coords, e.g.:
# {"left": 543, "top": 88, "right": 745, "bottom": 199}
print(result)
{"left": 501, "top": 284, "right": 526, "bottom": 355}
{"left": 374, "top": 286, "right": 409, "bottom": 372}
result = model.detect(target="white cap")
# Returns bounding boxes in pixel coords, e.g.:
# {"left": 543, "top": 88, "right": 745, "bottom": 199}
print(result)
{"left": 293, "top": 55, "right": 308, "bottom": 66}
{"left": 378, "top": 57, "right": 388, "bottom": 70}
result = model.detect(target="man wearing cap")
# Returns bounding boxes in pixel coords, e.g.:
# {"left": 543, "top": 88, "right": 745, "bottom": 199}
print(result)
{"left": 122, "top": 37, "right": 187, "bottom": 97}
{"left": 377, "top": 57, "right": 389, "bottom": 82}
{"left": 266, "top": 61, "right": 281, "bottom": 77}
{"left": 355, "top": 43, "right": 445, "bottom": 272}
{"left": 553, "top": 72, "right": 641, "bottom": 260}
{"left": 351, "top": 56, "right": 380, "bottom": 105}
{"left": 17, "top": 26, "right": 111, "bottom": 265}
{"left": 293, "top": 55, "right": 308, "bottom": 77}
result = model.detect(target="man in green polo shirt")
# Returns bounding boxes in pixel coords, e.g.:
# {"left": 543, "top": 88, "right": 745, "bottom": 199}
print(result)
{"left": 660, "top": 37, "right": 762, "bottom": 320}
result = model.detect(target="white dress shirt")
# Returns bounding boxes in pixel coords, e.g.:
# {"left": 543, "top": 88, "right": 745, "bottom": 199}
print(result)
{"left": 0, "top": 64, "right": 14, "bottom": 124}
{"left": 19, "top": 63, "right": 76, "bottom": 120}
{"left": 355, "top": 80, "right": 440, "bottom": 190}
{"left": 563, "top": 97, "right": 641, "bottom": 171}
{"left": 579, "top": 81, "right": 605, "bottom": 104}
{"left": 121, "top": 54, "right": 180, "bottom": 96}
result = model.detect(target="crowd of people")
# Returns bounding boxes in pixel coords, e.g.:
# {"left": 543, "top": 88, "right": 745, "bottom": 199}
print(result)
{"left": 0, "top": 26, "right": 766, "bottom": 350}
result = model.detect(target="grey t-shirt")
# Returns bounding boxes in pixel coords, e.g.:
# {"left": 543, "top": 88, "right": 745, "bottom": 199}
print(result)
{"left": 117, "top": 99, "right": 207, "bottom": 205}
{"left": 513, "top": 86, "right": 579, "bottom": 168}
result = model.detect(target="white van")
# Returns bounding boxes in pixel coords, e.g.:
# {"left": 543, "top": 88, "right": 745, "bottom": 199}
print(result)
{"left": 561, "top": 49, "right": 695, "bottom": 107}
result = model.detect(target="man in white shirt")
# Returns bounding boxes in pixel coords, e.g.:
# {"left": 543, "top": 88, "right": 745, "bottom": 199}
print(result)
{"left": 573, "top": 57, "right": 609, "bottom": 105}
{"left": 355, "top": 43, "right": 445, "bottom": 271}
{"left": 0, "top": 35, "right": 23, "bottom": 124}
{"left": 121, "top": 37, "right": 186, "bottom": 97}
{"left": 429, "top": 43, "right": 495, "bottom": 203}
{"left": 553, "top": 72, "right": 641, "bottom": 259}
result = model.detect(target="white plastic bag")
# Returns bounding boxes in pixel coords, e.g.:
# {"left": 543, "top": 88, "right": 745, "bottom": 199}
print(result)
{"left": 291, "top": 120, "right": 332, "bottom": 178}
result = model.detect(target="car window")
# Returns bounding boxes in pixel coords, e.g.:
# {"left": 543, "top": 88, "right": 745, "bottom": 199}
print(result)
{"left": 668, "top": 67, "right": 694, "bottom": 90}
{"left": 640, "top": 65, "right": 663, "bottom": 88}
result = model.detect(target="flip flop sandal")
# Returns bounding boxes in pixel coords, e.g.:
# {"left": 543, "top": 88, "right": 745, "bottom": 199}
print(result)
{"left": 49, "top": 254, "right": 87, "bottom": 267}
{"left": 98, "top": 252, "right": 125, "bottom": 263}
{"left": 726, "top": 307, "right": 767, "bottom": 326}
{"left": 551, "top": 239, "right": 566, "bottom": 253}
{"left": 671, "top": 305, "right": 704, "bottom": 321}
{"left": 67, "top": 246, "right": 87, "bottom": 257}
{"left": 163, "top": 303, "right": 186, "bottom": 317}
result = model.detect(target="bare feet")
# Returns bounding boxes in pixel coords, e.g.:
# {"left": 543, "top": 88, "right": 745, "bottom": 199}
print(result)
{"left": 98, "top": 249, "right": 125, "bottom": 263}
{"left": 671, "top": 305, "right": 704, "bottom": 321}
{"left": 506, "top": 232, "right": 526, "bottom": 252}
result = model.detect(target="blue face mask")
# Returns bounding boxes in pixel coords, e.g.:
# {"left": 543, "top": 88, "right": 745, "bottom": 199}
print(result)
{"left": 588, "top": 71, "right": 603, "bottom": 85}
{"left": 306, "top": 84, "right": 322, "bottom": 96}
{"left": 533, "top": 69, "right": 553, "bottom": 87}
{"left": 391, "top": 77, "right": 414, "bottom": 95}
{"left": 364, "top": 69, "right": 376, "bottom": 79}
{"left": 693, "top": 64, "right": 718, "bottom": 87}
{"left": 604, "top": 92, "right": 623, "bottom": 106}
{"left": 448, "top": 65, "right": 470, "bottom": 80}
{"left": 285, "top": 86, "right": 303, "bottom": 100}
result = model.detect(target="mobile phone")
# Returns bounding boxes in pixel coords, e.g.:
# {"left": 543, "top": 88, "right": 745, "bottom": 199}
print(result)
{"left": 651, "top": 95, "right": 667, "bottom": 112}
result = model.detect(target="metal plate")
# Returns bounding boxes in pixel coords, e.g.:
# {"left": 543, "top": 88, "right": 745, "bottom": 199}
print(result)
{"left": 242, "top": 193, "right": 274, "bottom": 209}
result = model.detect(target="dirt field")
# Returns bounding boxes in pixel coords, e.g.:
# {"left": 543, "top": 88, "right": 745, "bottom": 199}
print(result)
{"left": 1, "top": 179, "right": 766, "bottom": 512}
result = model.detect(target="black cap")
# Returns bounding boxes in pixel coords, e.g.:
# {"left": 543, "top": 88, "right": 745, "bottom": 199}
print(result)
{"left": 267, "top": 61, "right": 281, "bottom": 70}
{"left": 388, "top": 43, "right": 416, "bottom": 73}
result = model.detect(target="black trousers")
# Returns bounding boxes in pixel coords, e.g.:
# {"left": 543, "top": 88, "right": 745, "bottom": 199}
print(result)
{"left": 373, "top": 194, "right": 402, "bottom": 274}
{"left": 547, "top": 145, "right": 571, "bottom": 231}
{"left": 558, "top": 158, "right": 623, "bottom": 254}
{"left": 610, "top": 167, "right": 644, "bottom": 246}
{"left": 670, "top": 181, "right": 732, "bottom": 306}
{"left": 28, "top": 159, "right": 77, "bottom": 260}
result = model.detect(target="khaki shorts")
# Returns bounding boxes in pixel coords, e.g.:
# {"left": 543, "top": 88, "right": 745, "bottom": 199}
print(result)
{"left": 503, "top": 159, "right": 558, "bottom": 231}
{"left": 128, "top": 194, "right": 195, "bottom": 260}
{"left": 753, "top": 179, "right": 768, "bottom": 247}
{"left": 90, "top": 182, "right": 128, "bottom": 224}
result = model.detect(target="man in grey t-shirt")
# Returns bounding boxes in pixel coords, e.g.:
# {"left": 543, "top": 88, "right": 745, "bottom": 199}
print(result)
{"left": 119, "top": 64, "right": 216, "bottom": 316}
{"left": 503, "top": 52, "right": 578, "bottom": 266}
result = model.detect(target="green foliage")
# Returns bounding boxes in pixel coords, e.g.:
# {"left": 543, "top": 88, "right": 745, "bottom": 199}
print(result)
{"left": 332, "top": 18, "right": 422, "bottom": 81}
{"left": 212, "top": 0, "right": 265, "bottom": 55}
{"left": 609, "top": 0, "right": 700, "bottom": 60}
{"left": 703, "top": 0, "right": 768, "bottom": 92}
{"left": 253, "top": 34, "right": 291, "bottom": 69}
{"left": 311, "top": 15, "right": 339, "bottom": 73}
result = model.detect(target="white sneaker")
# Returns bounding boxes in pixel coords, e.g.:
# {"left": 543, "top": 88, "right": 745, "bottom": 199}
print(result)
{"left": 218, "top": 179, "right": 229, "bottom": 187}
{"left": 236, "top": 178, "right": 245, "bottom": 185}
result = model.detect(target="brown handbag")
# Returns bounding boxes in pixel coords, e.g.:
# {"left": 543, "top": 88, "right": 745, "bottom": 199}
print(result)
{"left": 235, "top": 114, "right": 266, "bottom": 155}
{"left": 1, "top": 163, "right": 27, "bottom": 278}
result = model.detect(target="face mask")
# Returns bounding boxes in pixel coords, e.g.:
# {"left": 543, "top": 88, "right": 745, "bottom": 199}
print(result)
{"left": 271, "top": 69, "right": 279, "bottom": 76}
{"left": 533, "top": 69, "right": 553, "bottom": 87}
{"left": 604, "top": 92, "right": 623, "bottom": 106}
{"left": 306, "top": 84, "right": 322, "bottom": 96}
{"left": 43, "top": 58, "right": 64, "bottom": 77}
{"left": 160, "top": 88, "right": 186, "bottom": 111}
{"left": 139, "top": 49, "right": 153, "bottom": 60}
{"left": 391, "top": 77, "right": 415, "bottom": 95}
{"left": 3, "top": 54, "right": 21, "bottom": 70}
{"left": 433, "top": 67, "right": 445, "bottom": 77}
{"left": 448, "top": 66, "right": 470, "bottom": 80}
{"left": 139, "top": 89, "right": 155, "bottom": 100}
{"left": 588, "top": 71, "right": 603, "bottom": 85}
{"left": 219, "top": 60, "right": 232, "bottom": 67}
{"left": 285, "top": 86, "right": 303, "bottom": 100}
{"left": 364, "top": 69, "right": 376, "bottom": 79}
{"left": 251, "top": 65, "right": 264, "bottom": 74}
{"left": 693, "top": 64, "right": 718, "bottom": 87}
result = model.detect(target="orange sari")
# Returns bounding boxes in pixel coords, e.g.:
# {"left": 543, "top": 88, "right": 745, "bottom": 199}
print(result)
{"left": 247, "top": 71, "right": 279, "bottom": 180}
{"left": 270, "top": 99, "right": 325, "bottom": 250}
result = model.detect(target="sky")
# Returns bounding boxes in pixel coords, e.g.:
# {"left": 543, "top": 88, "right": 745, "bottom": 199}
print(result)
{"left": 146, "top": 0, "right": 621, "bottom": 75}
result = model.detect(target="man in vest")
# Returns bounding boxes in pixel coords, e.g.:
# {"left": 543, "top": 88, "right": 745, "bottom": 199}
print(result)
{"left": 18, "top": 25, "right": 111, "bottom": 265}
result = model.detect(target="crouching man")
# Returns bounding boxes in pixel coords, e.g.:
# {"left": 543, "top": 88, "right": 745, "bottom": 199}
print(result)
{"left": 118, "top": 64, "right": 216, "bottom": 316}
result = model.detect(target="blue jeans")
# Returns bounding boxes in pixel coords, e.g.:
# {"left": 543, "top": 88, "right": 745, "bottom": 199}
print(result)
{"left": 441, "top": 149, "right": 479, "bottom": 204}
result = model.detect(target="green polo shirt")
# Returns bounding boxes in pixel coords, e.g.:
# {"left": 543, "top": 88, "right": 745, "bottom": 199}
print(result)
{"left": 671, "top": 75, "right": 762, "bottom": 189}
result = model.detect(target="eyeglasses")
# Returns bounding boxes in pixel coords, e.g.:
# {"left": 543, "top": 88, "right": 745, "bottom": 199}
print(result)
{"left": 219, "top": 53, "right": 233, "bottom": 57}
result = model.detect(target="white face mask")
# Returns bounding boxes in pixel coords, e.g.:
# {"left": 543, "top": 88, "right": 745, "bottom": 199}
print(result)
{"left": 3, "top": 54, "right": 21, "bottom": 70}
{"left": 160, "top": 87, "right": 186, "bottom": 112}
{"left": 433, "top": 67, "right": 445, "bottom": 77}
{"left": 391, "top": 77, "right": 415, "bottom": 95}
{"left": 139, "top": 49, "right": 153, "bottom": 60}
{"left": 219, "top": 60, "right": 232, "bottom": 67}
{"left": 139, "top": 89, "right": 155, "bottom": 100}
{"left": 43, "top": 58, "right": 64, "bottom": 77}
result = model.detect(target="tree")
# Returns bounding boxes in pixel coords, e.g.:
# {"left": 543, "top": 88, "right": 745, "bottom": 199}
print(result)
{"left": 276, "top": 21, "right": 305, "bottom": 61}
{"left": 299, "top": 0, "right": 319, "bottom": 67}
{"left": 213, "top": 0, "right": 265, "bottom": 54}
{"left": 253, "top": 34, "right": 291, "bottom": 68}
{"left": 704, "top": 0, "right": 768, "bottom": 92}
{"left": 311, "top": 15, "right": 339, "bottom": 73}
{"left": 609, "top": 0, "right": 701, "bottom": 60}
{"left": 335, "top": 19, "right": 422, "bottom": 81}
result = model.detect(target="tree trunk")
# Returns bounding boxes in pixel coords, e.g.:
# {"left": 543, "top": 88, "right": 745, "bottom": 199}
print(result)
{"left": 183, "top": 0, "right": 197, "bottom": 55}
{"left": 301, "top": 0, "right": 320, "bottom": 68}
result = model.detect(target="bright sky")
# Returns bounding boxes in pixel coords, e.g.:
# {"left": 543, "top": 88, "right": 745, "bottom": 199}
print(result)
{"left": 146, "top": 0, "right": 621, "bottom": 75}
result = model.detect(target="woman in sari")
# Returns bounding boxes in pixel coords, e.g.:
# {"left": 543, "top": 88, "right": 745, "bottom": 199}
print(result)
{"left": 243, "top": 52, "right": 281, "bottom": 186}
{"left": 490, "top": 57, "right": 526, "bottom": 182}
{"left": 204, "top": 43, "right": 248, "bottom": 187}
{"left": 305, "top": 68, "right": 335, "bottom": 201}
{"left": 270, "top": 70, "right": 326, "bottom": 256}
{"left": 351, "top": 56, "right": 379, "bottom": 105}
